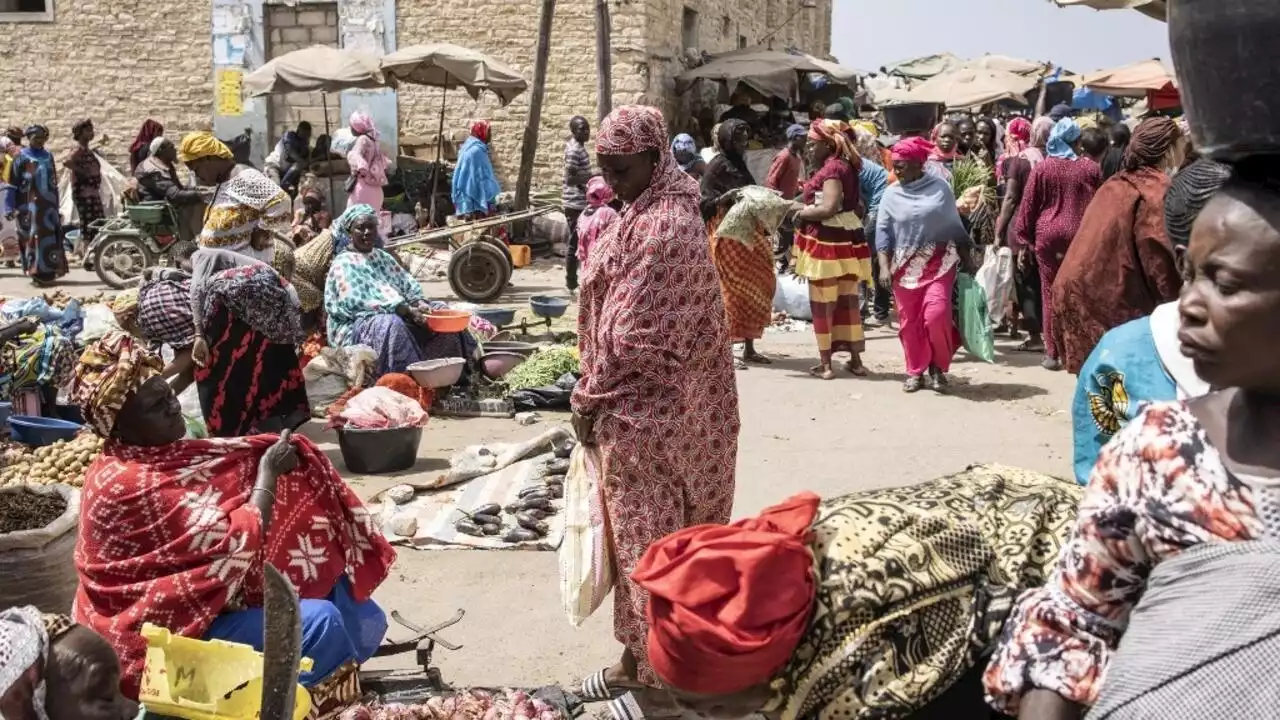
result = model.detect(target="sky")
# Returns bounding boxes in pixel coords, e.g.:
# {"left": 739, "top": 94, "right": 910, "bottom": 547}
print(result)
{"left": 830, "top": 0, "right": 1170, "bottom": 76}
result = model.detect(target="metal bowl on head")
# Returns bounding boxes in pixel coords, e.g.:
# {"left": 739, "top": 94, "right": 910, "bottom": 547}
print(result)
{"left": 474, "top": 307, "right": 517, "bottom": 327}
{"left": 529, "top": 295, "right": 570, "bottom": 319}
{"left": 407, "top": 358, "right": 466, "bottom": 388}
{"left": 480, "top": 351, "right": 527, "bottom": 380}
{"left": 425, "top": 309, "right": 472, "bottom": 333}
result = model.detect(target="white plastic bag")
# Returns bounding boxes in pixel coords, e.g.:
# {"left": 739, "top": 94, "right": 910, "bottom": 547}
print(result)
{"left": 178, "top": 384, "right": 207, "bottom": 439}
{"left": 772, "top": 272, "right": 812, "bottom": 321}
{"left": 302, "top": 345, "right": 377, "bottom": 415}
{"left": 560, "top": 444, "right": 614, "bottom": 627}
{"left": 78, "top": 303, "right": 120, "bottom": 343}
{"left": 975, "top": 246, "right": 1015, "bottom": 326}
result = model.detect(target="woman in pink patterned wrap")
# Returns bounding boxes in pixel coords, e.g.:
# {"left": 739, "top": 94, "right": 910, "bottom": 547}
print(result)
{"left": 571, "top": 105, "right": 740, "bottom": 716}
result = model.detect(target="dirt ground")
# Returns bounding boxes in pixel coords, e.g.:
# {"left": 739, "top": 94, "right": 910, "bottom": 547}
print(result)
{"left": 0, "top": 262, "right": 1076, "bottom": 692}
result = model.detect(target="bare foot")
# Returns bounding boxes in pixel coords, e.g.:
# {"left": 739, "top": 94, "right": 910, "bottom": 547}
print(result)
{"left": 844, "top": 360, "right": 869, "bottom": 377}
{"left": 809, "top": 364, "right": 836, "bottom": 380}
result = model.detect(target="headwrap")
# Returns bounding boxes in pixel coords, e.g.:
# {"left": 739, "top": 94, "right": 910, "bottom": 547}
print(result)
{"left": 349, "top": 110, "right": 379, "bottom": 140}
{"left": 891, "top": 136, "right": 936, "bottom": 165}
{"left": 671, "top": 133, "right": 699, "bottom": 172}
{"left": 586, "top": 175, "right": 614, "bottom": 208}
{"left": 71, "top": 331, "right": 164, "bottom": 437}
{"left": 1030, "top": 116, "right": 1054, "bottom": 149}
{"left": 1004, "top": 117, "right": 1031, "bottom": 156}
{"left": 715, "top": 120, "right": 754, "bottom": 177}
{"left": 823, "top": 103, "right": 850, "bottom": 122}
{"left": 111, "top": 289, "right": 140, "bottom": 326}
{"left": 785, "top": 123, "right": 807, "bottom": 140}
{"left": 1122, "top": 116, "right": 1180, "bottom": 172}
{"left": 71, "top": 118, "right": 93, "bottom": 139}
{"left": 852, "top": 126, "right": 882, "bottom": 167}
{"left": 1164, "top": 157, "right": 1232, "bottom": 249}
{"left": 129, "top": 119, "right": 164, "bottom": 161}
{"left": 710, "top": 123, "right": 724, "bottom": 153}
{"left": 632, "top": 492, "right": 822, "bottom": 695}
{"left": 0, "top": 607, "right": 73, "bottom": 720}
{"left": 929, "top": 123, "right": 960, "bottom": 162}
{"left": 177, "top": 131, "right": 233, "bottom": 163}
{"left": 595, "top": 105, "right": 699, "bottom": 204}
{"left": 837, "top": 96, "right": 856, "bottom": 118}
{"left": 331, "top": 202, "right": 378, "bottom": 253}
{"left": 1046, "top": 118, "right": 1081, "bottom": 159}
{"left": 1049, "top": 103, "right": 1074, "bottom": 121}
{"left": 148, "top": 136, "right": 168, "bottom": 157}
{"left": 24, "top": 125, "right": 48, "bottom": 139}
{"left": 470, "top": 120, "right": 491, "bottom": 144}
{"left": 808, "top": 119, "right": 858, "bottom": 168}
{"left": 4, "top": 126, "right": 21, "bottom": 141}
{"left": 1077, "top": 115, "right": 1099, "bottom": 131}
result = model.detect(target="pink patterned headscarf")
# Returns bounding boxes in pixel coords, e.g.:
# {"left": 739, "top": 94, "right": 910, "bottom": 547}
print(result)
{"left": 349, "top": 110, "right": 378, "bottom": 140}
{"left": 1004, "top": 117, "right": 1031, "bottom": 157}
{"left": 586, "top": 176, "right": 615, "bottom": 208}
{"left": 595, "top": 105, "right": 699, "bottom": 208}
{"left": 891, "top": 136, "right": 936, "bottom": 165}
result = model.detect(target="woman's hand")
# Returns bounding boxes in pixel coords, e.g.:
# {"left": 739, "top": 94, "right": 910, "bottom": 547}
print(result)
{"left": 191, "top": 337, "right": 210, "bottom": 368}
{"left": 1017, "top": 248, "right": 1032, "bottom": 273}
{"left": 717, "top": 188, "right": 743, "bottom": 207}
{"left": 259, "top": 429, "right": 298, "bottom": 477}
{"left": 571, "top": 412, "right": 596, "bottom": 445}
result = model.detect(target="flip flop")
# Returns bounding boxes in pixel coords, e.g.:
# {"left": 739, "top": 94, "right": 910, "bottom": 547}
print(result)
{"left": 1013, "top": 339, "right": 1044, "bottom": 353}
{"left": 607, "top": 694, "right": 645, "bottom": 720}
{"left": 581, "top": 669, "right": 630, "bottom": 702}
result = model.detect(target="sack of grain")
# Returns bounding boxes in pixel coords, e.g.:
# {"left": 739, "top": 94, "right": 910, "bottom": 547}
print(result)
{"left": 0, "top": 484, "right": 80, "bottom": 613}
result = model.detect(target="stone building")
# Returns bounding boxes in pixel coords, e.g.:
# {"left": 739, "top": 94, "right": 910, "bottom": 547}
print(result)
{"left": 1, "top": 0, "right": 832, "bottom": 187}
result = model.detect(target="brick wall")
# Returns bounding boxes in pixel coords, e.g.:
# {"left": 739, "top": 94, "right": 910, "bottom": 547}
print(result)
{"left": 264, "top": 2, "right": 342, "bottom": 143}
{"left": 0, "top": 0, "right": 213, "bottom": 168}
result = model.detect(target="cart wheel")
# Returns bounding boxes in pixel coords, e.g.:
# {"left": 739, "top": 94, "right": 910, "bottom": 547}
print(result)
{"left": 476, "top": 234, "right": 513, "bottom": 266}
{"left": 94, "top": 234, "right": 155, "bottom": 289}
{"left": 448, "top": 242, "right": 511, "bottom": 303}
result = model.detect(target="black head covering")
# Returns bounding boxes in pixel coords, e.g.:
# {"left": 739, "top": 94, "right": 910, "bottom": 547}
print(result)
{"left": 71, "top": 118, "right": 93, "bottom": 139}
{"left": 700, "top": 119, "right": 755, "bottom": 221}
{"left": 1165, "top": 157, "right": 1233, "bottom": 249}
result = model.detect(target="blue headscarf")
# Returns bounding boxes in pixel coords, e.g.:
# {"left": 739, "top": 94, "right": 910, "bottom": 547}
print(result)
{"left": 785, "top": 124, "right": 807, "bottom": 140}
{"left": 452, "top": 136, "right": 501, "bottom": 216}
{"left": 671, "top": 134, "right": 699, "bottom": 172}
{"left": 1047, "top": 118, "right": 1081, "bottom": 159}
{"left": 332, "top": 203, "right": 378, "bottom": 253}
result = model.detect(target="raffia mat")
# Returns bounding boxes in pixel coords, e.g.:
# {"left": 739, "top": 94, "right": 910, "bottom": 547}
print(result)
{"left": 378, "top": 453, "right": 565, "bottom": 551}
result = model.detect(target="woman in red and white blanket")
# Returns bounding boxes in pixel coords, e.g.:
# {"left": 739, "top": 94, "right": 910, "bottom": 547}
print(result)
{"left": 69, "top": 331, "right": 396, "bottom": 713}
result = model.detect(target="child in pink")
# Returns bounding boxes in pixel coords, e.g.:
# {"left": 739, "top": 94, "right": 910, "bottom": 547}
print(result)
{"left": 576, "top": 176, "right": 619, "bottom": 269}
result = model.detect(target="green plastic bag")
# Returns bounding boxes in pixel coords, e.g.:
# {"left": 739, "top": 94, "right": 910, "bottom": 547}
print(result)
{"left": 954, "top": 272, "right": 996, "bottom": 363}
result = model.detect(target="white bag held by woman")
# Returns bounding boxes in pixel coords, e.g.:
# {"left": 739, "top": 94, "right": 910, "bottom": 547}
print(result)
{"left": 559, "top": 443, "right": 614, "bottom": 627}
{"left": 975, "top": 245, "right": 1015, "bottom": 325}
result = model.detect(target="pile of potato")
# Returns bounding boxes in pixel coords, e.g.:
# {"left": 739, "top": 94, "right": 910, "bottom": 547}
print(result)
{"left": 0, "top": 432, "right": 104, "bottom": 487}
{"left": 42, "top": 290, "right": 105, "bottom": 310}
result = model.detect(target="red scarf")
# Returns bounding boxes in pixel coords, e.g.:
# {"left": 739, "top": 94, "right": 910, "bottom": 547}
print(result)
{"left": 74, "top": 435, "right": 395, "bottom": 698}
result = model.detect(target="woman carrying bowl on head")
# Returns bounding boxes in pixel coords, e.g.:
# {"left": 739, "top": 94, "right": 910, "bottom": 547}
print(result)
{"left": 323, "top": 204, "right": 488, "bottom": 379}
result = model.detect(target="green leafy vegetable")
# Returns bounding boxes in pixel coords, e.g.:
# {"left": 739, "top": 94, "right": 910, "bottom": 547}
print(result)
{"left": 501, "top": 346, "right": 581, "bottom": 391}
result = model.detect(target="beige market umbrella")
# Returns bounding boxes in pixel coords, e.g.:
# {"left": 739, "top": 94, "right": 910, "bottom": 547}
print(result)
{"left": 906, "top": 68, "right": 1037, "bottom": 109}
{"left": 379, "top": 43, "right": 529, "bottom": 106}
{"left": 379, "top": 43, "right": 530, "bottom": 223}
{"left": 242, "top": 45, "right": 390, "bottom": 96}
{"left": 675, "top": 47, "right": 840, "bottom": 101}
{"left": 1054, "top": 0, "right": 1167, "bottom": 21}
{"left": 1083, "top": 58, "right": 1175, "bottom": 97}
{"left": 883, "top": 53, "right": 965, "bottom": 81}
{"left": 965, "top": 54, "right": 1050, "bottom": 77}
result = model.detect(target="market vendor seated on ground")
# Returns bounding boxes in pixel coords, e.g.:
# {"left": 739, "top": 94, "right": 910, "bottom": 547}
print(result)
{"left": 0, "top": 607, "right": 138, "bottom": 720}
{"left": 608, "top": 465, "right": 1081, "bottom": 720}
{"left": 69, "top": 332, "right": 396, "bottom": 710}
{"left": 323, "top": 204, "right": 490, "bottom": 379}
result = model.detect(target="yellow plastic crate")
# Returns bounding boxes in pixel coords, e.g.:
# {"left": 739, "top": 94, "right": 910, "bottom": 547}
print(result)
{"left": 139, "top": 623, "right": 313, "bottom": 720}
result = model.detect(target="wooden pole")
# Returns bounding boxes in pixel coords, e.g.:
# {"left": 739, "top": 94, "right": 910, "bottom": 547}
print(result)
{"left": 595, "top": 0, "right": 613, "bottom": 122}
{"left": 515, "top": 0, "right": 556, "bottom": 211}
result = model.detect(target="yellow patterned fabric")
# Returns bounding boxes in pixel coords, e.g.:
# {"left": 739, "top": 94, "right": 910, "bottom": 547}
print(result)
{"left": 767, "top": 464, "right": 1083, "bottom": 720}
{"left": 177, "top": 132, "right": 233, "bottom": 163}
{"left": 200, "top": 167, "right": 290, "bottom": 251}
{"left": 71, "top": 331, "right": 164, "bottom": 437}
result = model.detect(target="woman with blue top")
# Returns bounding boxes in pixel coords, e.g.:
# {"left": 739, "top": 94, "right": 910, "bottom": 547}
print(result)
{"left": 1069, "top": 158, "right": 1226, "bottom": 483}
{"left": 875, "top": 137, "right": 974, "bottom": 393}
{"left": 452, "top": 121, "right": 502, "bottom": 222}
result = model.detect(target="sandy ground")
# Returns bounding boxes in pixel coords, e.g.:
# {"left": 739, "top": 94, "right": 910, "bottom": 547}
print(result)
{"left": 0, "top": 261, "right": 1076, "bottom": 692}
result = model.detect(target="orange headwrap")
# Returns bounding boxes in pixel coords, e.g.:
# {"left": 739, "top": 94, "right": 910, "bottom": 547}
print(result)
{"left": 631, "top": 492, "right": 821, "bottom": 696}
{"left": 808, "top": 120, "right": 860, "bottom": 170}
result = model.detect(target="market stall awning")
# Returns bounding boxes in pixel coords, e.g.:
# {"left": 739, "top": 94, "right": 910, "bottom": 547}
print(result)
{"left": 1053, "top": 0, "right": 1167, "bottom": 22}
{"left": 882, "top": 53, "right": 965, "bottom": 81}
{"left": 380, "top": 43, "right": 529, "bottom": 105}
{"left": 904, "top": 68, "right": 1037, "bottom": 109}
{"left": 1082, "top": 58, "right": 1175, "bottom": 97}
{"left": 675, "top": 47, "right": 852, "bottom": 100}
{"left": 243, "top": 45, "right": 390, "bottom": 97}
{"left": 964, "top": 54, "right": 1050, "bottom": 77}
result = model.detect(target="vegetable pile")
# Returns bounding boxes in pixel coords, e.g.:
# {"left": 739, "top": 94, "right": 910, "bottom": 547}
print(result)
{"left": 500, "top": 346, "right": 579, "bottom": 392}
{"left": 0, "top": 488, "right": 68, "bottom": 534}
{"left": 339, "top": 689, "right": 563, "bottom": 720}
{"left": 0, "top": 432, "right": 104, "bottom": 487}
{"left": 951, "top": 156, "right": 993, "bottom": 214}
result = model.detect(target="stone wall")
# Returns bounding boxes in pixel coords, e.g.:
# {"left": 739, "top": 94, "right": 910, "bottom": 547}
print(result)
{"left": 265, "top": 3, "right": 343, "bottom": 141}
{"left": 0, "top": 0, "right": 213, "bottom": 168}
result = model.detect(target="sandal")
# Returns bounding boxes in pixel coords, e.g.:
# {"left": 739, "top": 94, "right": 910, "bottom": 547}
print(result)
{"left": 903, "top": 375, "right": 924, "bottom": 393}
{"left": 1014, "top": 338, "right": 1044, "bottom": 353}
{"left": 1041, "top": 356, "right": 1062, "bottom": 372}
{"left": 581, "top": 669, "right": 632, "bottom": 702}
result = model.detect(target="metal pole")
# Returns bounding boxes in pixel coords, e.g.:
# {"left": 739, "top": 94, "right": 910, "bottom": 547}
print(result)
{"left": 322, "top": 93, "right": 337, "bottom": 209}
{"left": 595, "top": 0, "right": 613, "bottom": 122}
{"left": 515, "top": 0, "right": 556, "bottom": 211}
{"left": 427, "top": 91, "right": 447, "bottom": 227}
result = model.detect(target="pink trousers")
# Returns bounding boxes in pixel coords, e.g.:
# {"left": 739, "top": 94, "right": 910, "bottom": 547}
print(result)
{"left": 893, "top": 270, "right": 958, "bottom": 377}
